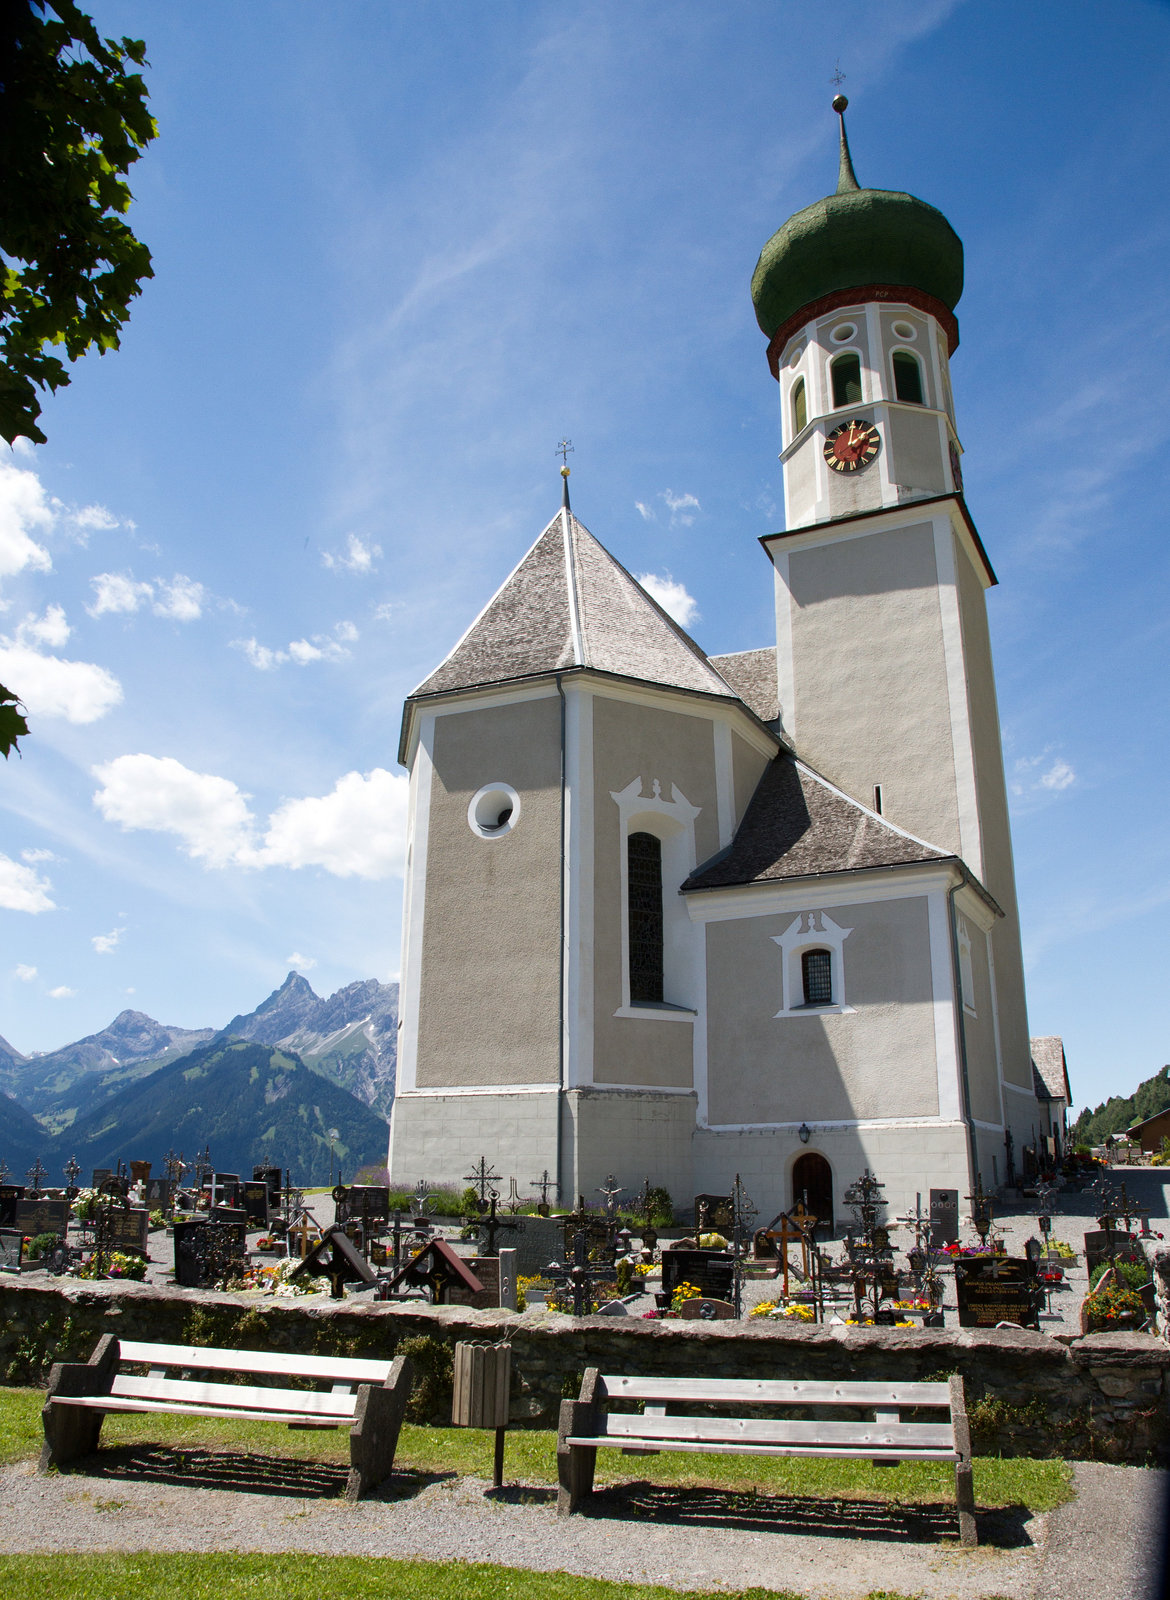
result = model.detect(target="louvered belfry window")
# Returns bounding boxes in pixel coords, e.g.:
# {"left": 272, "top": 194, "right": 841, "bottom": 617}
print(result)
{"left": 802, "top": 947, "right": 833, "bottom": 1007}
{"left": 628, "top": 831, "right": 664, "bottom": 1004}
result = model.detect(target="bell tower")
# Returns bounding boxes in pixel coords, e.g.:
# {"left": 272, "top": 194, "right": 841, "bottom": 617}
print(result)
{"left": 751, "top": 98, "right": 1036, "bottom": 1167}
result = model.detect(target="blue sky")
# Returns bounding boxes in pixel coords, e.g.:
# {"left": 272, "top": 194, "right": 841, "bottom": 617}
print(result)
{"left": 1, "top": 1, "right": 1167, "bottom": 1120}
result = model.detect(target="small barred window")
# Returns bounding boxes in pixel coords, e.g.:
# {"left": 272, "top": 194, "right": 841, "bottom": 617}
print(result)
{"left": 628, "top": 831, "right": 664, "bottom": 1004}
{"left": 801, "top": 948, "right": 833, "bottom": 1007}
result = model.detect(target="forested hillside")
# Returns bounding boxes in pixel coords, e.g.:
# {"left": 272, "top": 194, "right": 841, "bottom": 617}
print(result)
{"left": 1072, "top": 1064, "right": 1170, "bottom": 1147}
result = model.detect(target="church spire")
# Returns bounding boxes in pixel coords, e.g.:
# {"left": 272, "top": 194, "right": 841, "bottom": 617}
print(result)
{"left": 556, "top": 437, "right": 574, "bottom": 509}
{"left": 833, "top": 94, "right": 860, "bottom": 193}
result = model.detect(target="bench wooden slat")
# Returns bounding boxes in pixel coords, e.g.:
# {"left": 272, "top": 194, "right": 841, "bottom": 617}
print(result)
{"left": 50, "top": 1395, "right": 346, "bottom": 1427}
{"left": 599, "top": 1414, "right": 955, "bottom": 1449}
{"left": 116, "top": 1341, "right": 392, "bottom": 1385}
{"left": 109, "top": 1374, "right": 357, "bottom": 1418}
{"left": 600, "top": 1376, "right": 951, "bottom": 1406}
{"left": 566, "top": 1435, "right": 958, "bottom": 1461}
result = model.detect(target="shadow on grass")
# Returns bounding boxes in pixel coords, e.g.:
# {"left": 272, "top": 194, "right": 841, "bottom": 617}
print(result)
{"left": 570, "top": 1483, "right": 1036, "bottom": 1549}
{"left": 60, "top": 1445, "right": 453, "bottom": 1503}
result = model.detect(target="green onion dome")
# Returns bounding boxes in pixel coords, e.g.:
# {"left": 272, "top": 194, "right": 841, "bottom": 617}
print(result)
{"left": 751, "top": 99, "right": 963, "bottom": 363}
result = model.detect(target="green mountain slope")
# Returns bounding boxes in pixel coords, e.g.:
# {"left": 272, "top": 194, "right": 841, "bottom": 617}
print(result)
{"left": 0, "top": 1089, "right": 49, "bottom": 1180}
{"left": 51, "top": 1036, "right": 389, "bottom": 1183}
{"left": 1071, "top": 1064, "right": 1170, "bottom": 1147}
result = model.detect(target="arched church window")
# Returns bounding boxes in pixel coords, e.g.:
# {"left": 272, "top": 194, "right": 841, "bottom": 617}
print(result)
{"left": 627, "top": 831, "right": 664, "bottom": 1004}
{"left": 801, "top": 947, "right": 833, "bottom": 1007}
{"left": 892, "top": 350, "right": 924, "bottom": 405}
{"left": 791, "top": 377, "right": 807, "bottom": 436}
{"left": 830, "top": 353, "right": 862, "bottom": 408}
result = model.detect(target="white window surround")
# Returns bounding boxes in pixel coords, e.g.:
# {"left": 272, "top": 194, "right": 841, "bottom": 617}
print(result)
{"left": 467, "top": 781, "right": 521, "bottom": 839}
{"left": 772, "top": 910, "right": 854, "bottom": 1017}
{"left": 611, "top": 775, "right": 700, "bottom": 1021}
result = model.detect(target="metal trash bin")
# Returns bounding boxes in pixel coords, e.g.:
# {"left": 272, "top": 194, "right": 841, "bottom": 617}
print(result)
{"left": 452, "top": 1340, "right": 511, "bottom": 1486}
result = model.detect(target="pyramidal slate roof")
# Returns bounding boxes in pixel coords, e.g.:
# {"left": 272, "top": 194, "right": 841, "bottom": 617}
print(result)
{"left": 708, "top": 647, "right": 779, "bottom": 724}
{"left": 410, "top": 509, "right": 739, "bottom": 703}
{"left": 683, "top": 754, "right": 949, "bottom": 891}
{"left": 1030, "top": 1036, "right": 1071, "bottom": 1104}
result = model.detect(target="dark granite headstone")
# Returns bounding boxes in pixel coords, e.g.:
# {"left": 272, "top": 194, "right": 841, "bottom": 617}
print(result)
{"left": 335, "top": 1184, "right": 390, "bottom": 1224}
{"left": 252, "top": 1165, "right": 283, "bottom": 1205}
{"left": 173, "top": 1220, "right": 247, "bottom": 1288}
{"left": 1084, "top": 1229, "right": 1139, "bottom": 1276}
{"left": 14, "top": 1197, "right": 71, "bottom": 1239}
{"left": 91, "top": 1168, "right": 113, "bottom": 1189}
{"left": 0, "top": 1228, "right": 23, "bottom": 1272}
{"left": 661, "top": 1248, "right": 735, "bottom": 1303}
{"left": 143, "top": 1177, "right": 174, "bottom": 1210}
{"left": 104, "top": 1206, "right": 150, "bottom": 1255}
{"left": 241, "top": 1183, "right": 270, "bottom": 1226}
{"left": 212, "top": 1205, "right": 248, "bottom": 1226}
{"left": 955, "top": 1257, "right": 1041, "bottom": 1330}
{"left": 930, "top": 1188, "right": 960, "bottom": 1249}
{"left": 694, "top": 1194, "right": 733, "bottom": 1232}
{"left": 211, "top": 1173, "right": 241, "bottom": 1208}
{"left": 0, "top": 1185, "right": 25, "bottom": 1228}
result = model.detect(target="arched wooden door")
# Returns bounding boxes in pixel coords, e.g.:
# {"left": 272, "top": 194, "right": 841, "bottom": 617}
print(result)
{"left": 791, "top": 1152, "right": 834, "bottom": 1234}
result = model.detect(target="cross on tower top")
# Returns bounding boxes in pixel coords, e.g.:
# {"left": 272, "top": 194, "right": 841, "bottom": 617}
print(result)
{"left": 830, "top": 60, "right": 846, "bottom": 90}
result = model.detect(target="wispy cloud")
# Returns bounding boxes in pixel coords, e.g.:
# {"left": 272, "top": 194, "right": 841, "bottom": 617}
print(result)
{"left": 634, "top": 491, "right": 701, "bottom": 528}
{"left": 322, "top": 534, "right": 381, "bottom": 574}
{"left": 635, "top": 571, "right": 700, "bottom": 628}
{"left": 287, "top": 951, "right": 316, "bottom": 971}
{"left": 14, "top": 963, "right": 37, "bottom": 981}
{"left": 48, "top": 985, "right": 76, "bottom": 1000}
{"left": 92, "top": 755, "right": 408, "bottom": 880}
{"left": 88, "top": 572, "right": 206, "bottom": 621}
{"left": 92, "top": 927, "right": 123, "bottom": 955}
{"left": 0, "top": 446, "right": 121, "bottom": 577}
{"left": 1010, "top": 749, "right": 1077, "bottom": 808}
{"left": 233, "top": 621, "right": 356, "bottom": 670}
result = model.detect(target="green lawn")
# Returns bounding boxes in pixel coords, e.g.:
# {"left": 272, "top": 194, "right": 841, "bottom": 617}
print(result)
{"left": 0, "top": 1553, "right": 894, "bottom": 1600}
{"left": 0, "top": 1384, "right": 1073, "bottom": 1511}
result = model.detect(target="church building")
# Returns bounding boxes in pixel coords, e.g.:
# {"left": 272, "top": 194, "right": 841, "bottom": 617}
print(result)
{"left": 387, "top": 100, "right": 1047, "bottom": 1225}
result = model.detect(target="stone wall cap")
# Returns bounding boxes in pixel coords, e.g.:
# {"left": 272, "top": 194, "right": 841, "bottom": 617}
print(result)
{"left": 1069, "top": 1330, "right": 1170, "bottom": 1368}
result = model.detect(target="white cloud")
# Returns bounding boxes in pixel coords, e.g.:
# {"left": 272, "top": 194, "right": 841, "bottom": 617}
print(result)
{"left": 69, "top": 504, "right": 118, "bottom": 535}
{"left": 1040, "top": 759, "right": 1075, "bottom": 792}
{"left": 88, "top": 571, "right": 205, "bottom": 622}
{"left": 261, "top": 768, "right": 408, "bottom": 880}
{"left": 90, "top": 756, "right": 409, "bottom": 882}
{"left": 0, "top": 853, "right": 55, "bottom": 914}
{"left": 635, "top": 571, "right": 700, "bottom": 629}
{"left": 334, "top": 620, "right": 359, "bottom": 643}
{"left": 17, "top": 604, "right": 69, "bottom": 648}
{"left": 0, "top": 451, "right": 54, "bottom": 579}
{"left": 21, "top": 848, "right": 57, "bottom": 863}
{"left": 287, "top": 951, "right": 317, "bottom": 971}
{"left": 634, "top": 501, "right": 655, "bottom": 522}
{"left": 153, "top": 575, "right": 204, "bottom": 621}
{"left": 372, "top": 601, "right": 403, "bottom": 622}
{"left": 14, "top": 963, "right": 37, "bottom": 980}
{"left": 662, "top": 490, "right": 700, "bottom": 526}
{"left": 1011, "top": 749, "right": 1077, "bottom": 803}
{"left": 48, "top": 986, "right": 76, "bottom": 1000}
{"left": 92, "top": 927, "right": 123, "bottom": 955}
{"left": 323, "top": 534, "right": 381, "bottom": 574}
{"left": 233, "top": 630, "right": 352, "bottom": 670}
{"left": 92, "top": 754, "right": 257, "bottom": 869}
{"left": 0, "top": 639, "right": 122, "bottom": 723}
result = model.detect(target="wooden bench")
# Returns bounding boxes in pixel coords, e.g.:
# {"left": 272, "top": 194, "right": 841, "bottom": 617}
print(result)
{"left": 557, "top": 1370, "right": 977, "bottom": 1546}
{"left": 40, "top": 1336, "right": 414, "bottom": 1502}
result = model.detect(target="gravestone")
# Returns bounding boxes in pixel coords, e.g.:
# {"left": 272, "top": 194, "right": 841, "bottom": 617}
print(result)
{"left": 660, "top": 1248, "right": 735, "bottom": 1303}
{"left": 212, "top": 1205, "right": 248, "bottom": 1227}
{"left": 91, "top": 1168, "right": 113, "bottom": 1189}
{"left": 335, "top": 1184, "right": 390, "bottom": 1225}
{"left": 468, "top": 1256, "right": 500, "bottom": 1304}
{"left": 0, "top": 1185, "right": 25, "bottom": 1228}
{"left": 105, "top": 1206, "right": 150, "bottom": 1256}
{"left": 252, "top": 1165, "right": 282, "bottom": 1205}
{"left": 929, "top": 1188, "right": 960, "bottom": 1249}
{"left": 173, "top": 1220, "right": 247, "bottom": 1288}
{"left": 1084, "top": 1229, "right": 1139, "bottom": 1276}
{"left": 694, "top": 1194, "right": 733, "bottom": 1232}
{"left": 955, "top": 1257, "right": 1041, "bottom": 1330}
{"left": 511, "top": 1214, "right": 563, "bottom": 1275}
{"left": 499, "top": 1247, "right": 517, "bottom": 1311}
{"left": 0, "top": 1228, "right": 23, "bottom": 1273}
{"left": 241, "top": 1182, "right": 270, "bottom": 1227}
{"left": 143, "top": 1177, "right": 174, "bottom": 1210}
{"left": 677, "top": 1297, "right": 736, "bottom": 1320}
{"left": 14, "top": 1196, "right": 71, "bottom": 1239}
{"left": 211, "top": 1173, "right": 241, "bottom": 1208}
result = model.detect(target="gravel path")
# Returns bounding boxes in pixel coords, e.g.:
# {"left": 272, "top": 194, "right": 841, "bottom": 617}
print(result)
{"left": 2, "top": 1450, "right": 1165, "bottom": 1599}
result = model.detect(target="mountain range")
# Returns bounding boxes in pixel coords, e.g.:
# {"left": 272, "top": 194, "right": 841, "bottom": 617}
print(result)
{"left": 0, "top": 973, "right": 397, "bottom": 1186}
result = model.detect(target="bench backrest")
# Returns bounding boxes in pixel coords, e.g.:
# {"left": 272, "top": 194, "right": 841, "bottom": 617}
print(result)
{"left": 116, "top": 1340, "right": 393, "bottom": 1386}
{"left": 598, "top": 1375, "right": 952, "bottom": 1410}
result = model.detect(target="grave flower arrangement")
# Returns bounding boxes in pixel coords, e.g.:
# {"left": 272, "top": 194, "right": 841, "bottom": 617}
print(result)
{"left": 697, "top": 1232, "right": 729, "bottom": 1250}
{"left": 1082, "top": 1278, "right": 1144, "bottom": 1329}
{"left": 749, "top": 1300, "right": 814, "bottom": 1321}
{"left": 77, "top": 1250, "right": 146, "bottom": 1281}
{"left": 70, "top": 1188, "right": 99, "bottom": 1222}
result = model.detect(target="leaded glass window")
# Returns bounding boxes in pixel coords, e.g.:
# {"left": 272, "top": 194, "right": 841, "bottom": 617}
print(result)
{"left": 801, "top": 947, "right": 833, "bottom": 1007}
{"left": 628, "top": 831, "right": 663, "bottom": 1004}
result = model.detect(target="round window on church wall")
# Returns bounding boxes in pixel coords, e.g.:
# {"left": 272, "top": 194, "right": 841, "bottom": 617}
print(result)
{"left": 892, "top": 321, "right": 917, "bottom": 340}
{"left": 468, "top": 782, "right": 521, "bottom": 839}
{"left": 830, "top": 322, "right": 856, "bottom": 344}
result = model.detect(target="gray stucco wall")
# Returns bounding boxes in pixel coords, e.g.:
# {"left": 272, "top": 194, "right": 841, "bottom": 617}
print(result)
{"left": 416, "top": 696, "right": 562, "bottom": 1088}
{"left": 704, "top": 895, "right": 940, "bottom": 1126}
{"left": 731, "top": 730, "right": 770, "bottom": 833}
{"left": 786, "top": 522, "right": 961, "bottom": 857}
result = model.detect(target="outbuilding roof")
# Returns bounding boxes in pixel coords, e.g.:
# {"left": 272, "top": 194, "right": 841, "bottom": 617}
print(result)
{"left": 683, "top": 753, "right": 949, "bottom": 891}
{"left": 1030, "top": 1036, "right": 1071, "bottom": 1105}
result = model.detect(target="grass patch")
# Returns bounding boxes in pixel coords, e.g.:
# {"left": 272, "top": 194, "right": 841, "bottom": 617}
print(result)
{"left": 0, "top": 1553, "right": 912, "bottom": 1599}
{"left": 0, "top": 1385, "right": 1073, "bottom": 1511}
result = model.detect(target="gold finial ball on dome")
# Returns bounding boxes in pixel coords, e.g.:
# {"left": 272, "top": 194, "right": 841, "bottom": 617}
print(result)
{"left": 832, "top": 93, "right": 848, "bottom": 113}
{"left": 561, "top": 465, "right": 571, "bottom": 479}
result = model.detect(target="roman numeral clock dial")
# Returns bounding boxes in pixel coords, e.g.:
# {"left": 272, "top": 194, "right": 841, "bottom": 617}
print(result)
{"left": 823, "top": 418, "right": 881, "bottom": 473}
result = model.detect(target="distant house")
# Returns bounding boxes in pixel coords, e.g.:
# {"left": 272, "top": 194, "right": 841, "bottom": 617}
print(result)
{"left": 1030, "top": 1037, "right": 1072, "bottom": 1164}
{"left": 1126, "top": 1108, "right": 1170, "bottom": 1155}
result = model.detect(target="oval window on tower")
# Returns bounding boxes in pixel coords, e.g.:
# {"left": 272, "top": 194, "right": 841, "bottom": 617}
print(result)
{"left": 468, "top": 782, "right": 521, "bottom": 838}
{"left": 892, "top": 320, "right": 917, "bottom": 341}
{"left": 830, "top": 322, "right": 856, "bottom": 344}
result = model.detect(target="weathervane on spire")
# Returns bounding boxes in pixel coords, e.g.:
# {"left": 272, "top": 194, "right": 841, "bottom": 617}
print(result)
{"left": 556, "top": 437, "right": 574, "bottom": 509}
{"left": 830, "top": 61, "right": 846, "bottom": 90}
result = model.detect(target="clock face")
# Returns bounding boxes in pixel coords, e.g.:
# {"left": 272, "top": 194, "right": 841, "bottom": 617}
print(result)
{"left": 823, "top": 418, "right": 881, "bottom": 474}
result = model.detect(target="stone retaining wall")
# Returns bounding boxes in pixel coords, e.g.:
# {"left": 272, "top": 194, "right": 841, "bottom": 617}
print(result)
{"left": 2, "top": 1278, "right": 1168, "bottom": 1463}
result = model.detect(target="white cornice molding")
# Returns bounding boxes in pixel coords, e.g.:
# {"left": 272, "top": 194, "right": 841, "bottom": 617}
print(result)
{"left": 685, "top": 862, "right": 962, "bottom": 923}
